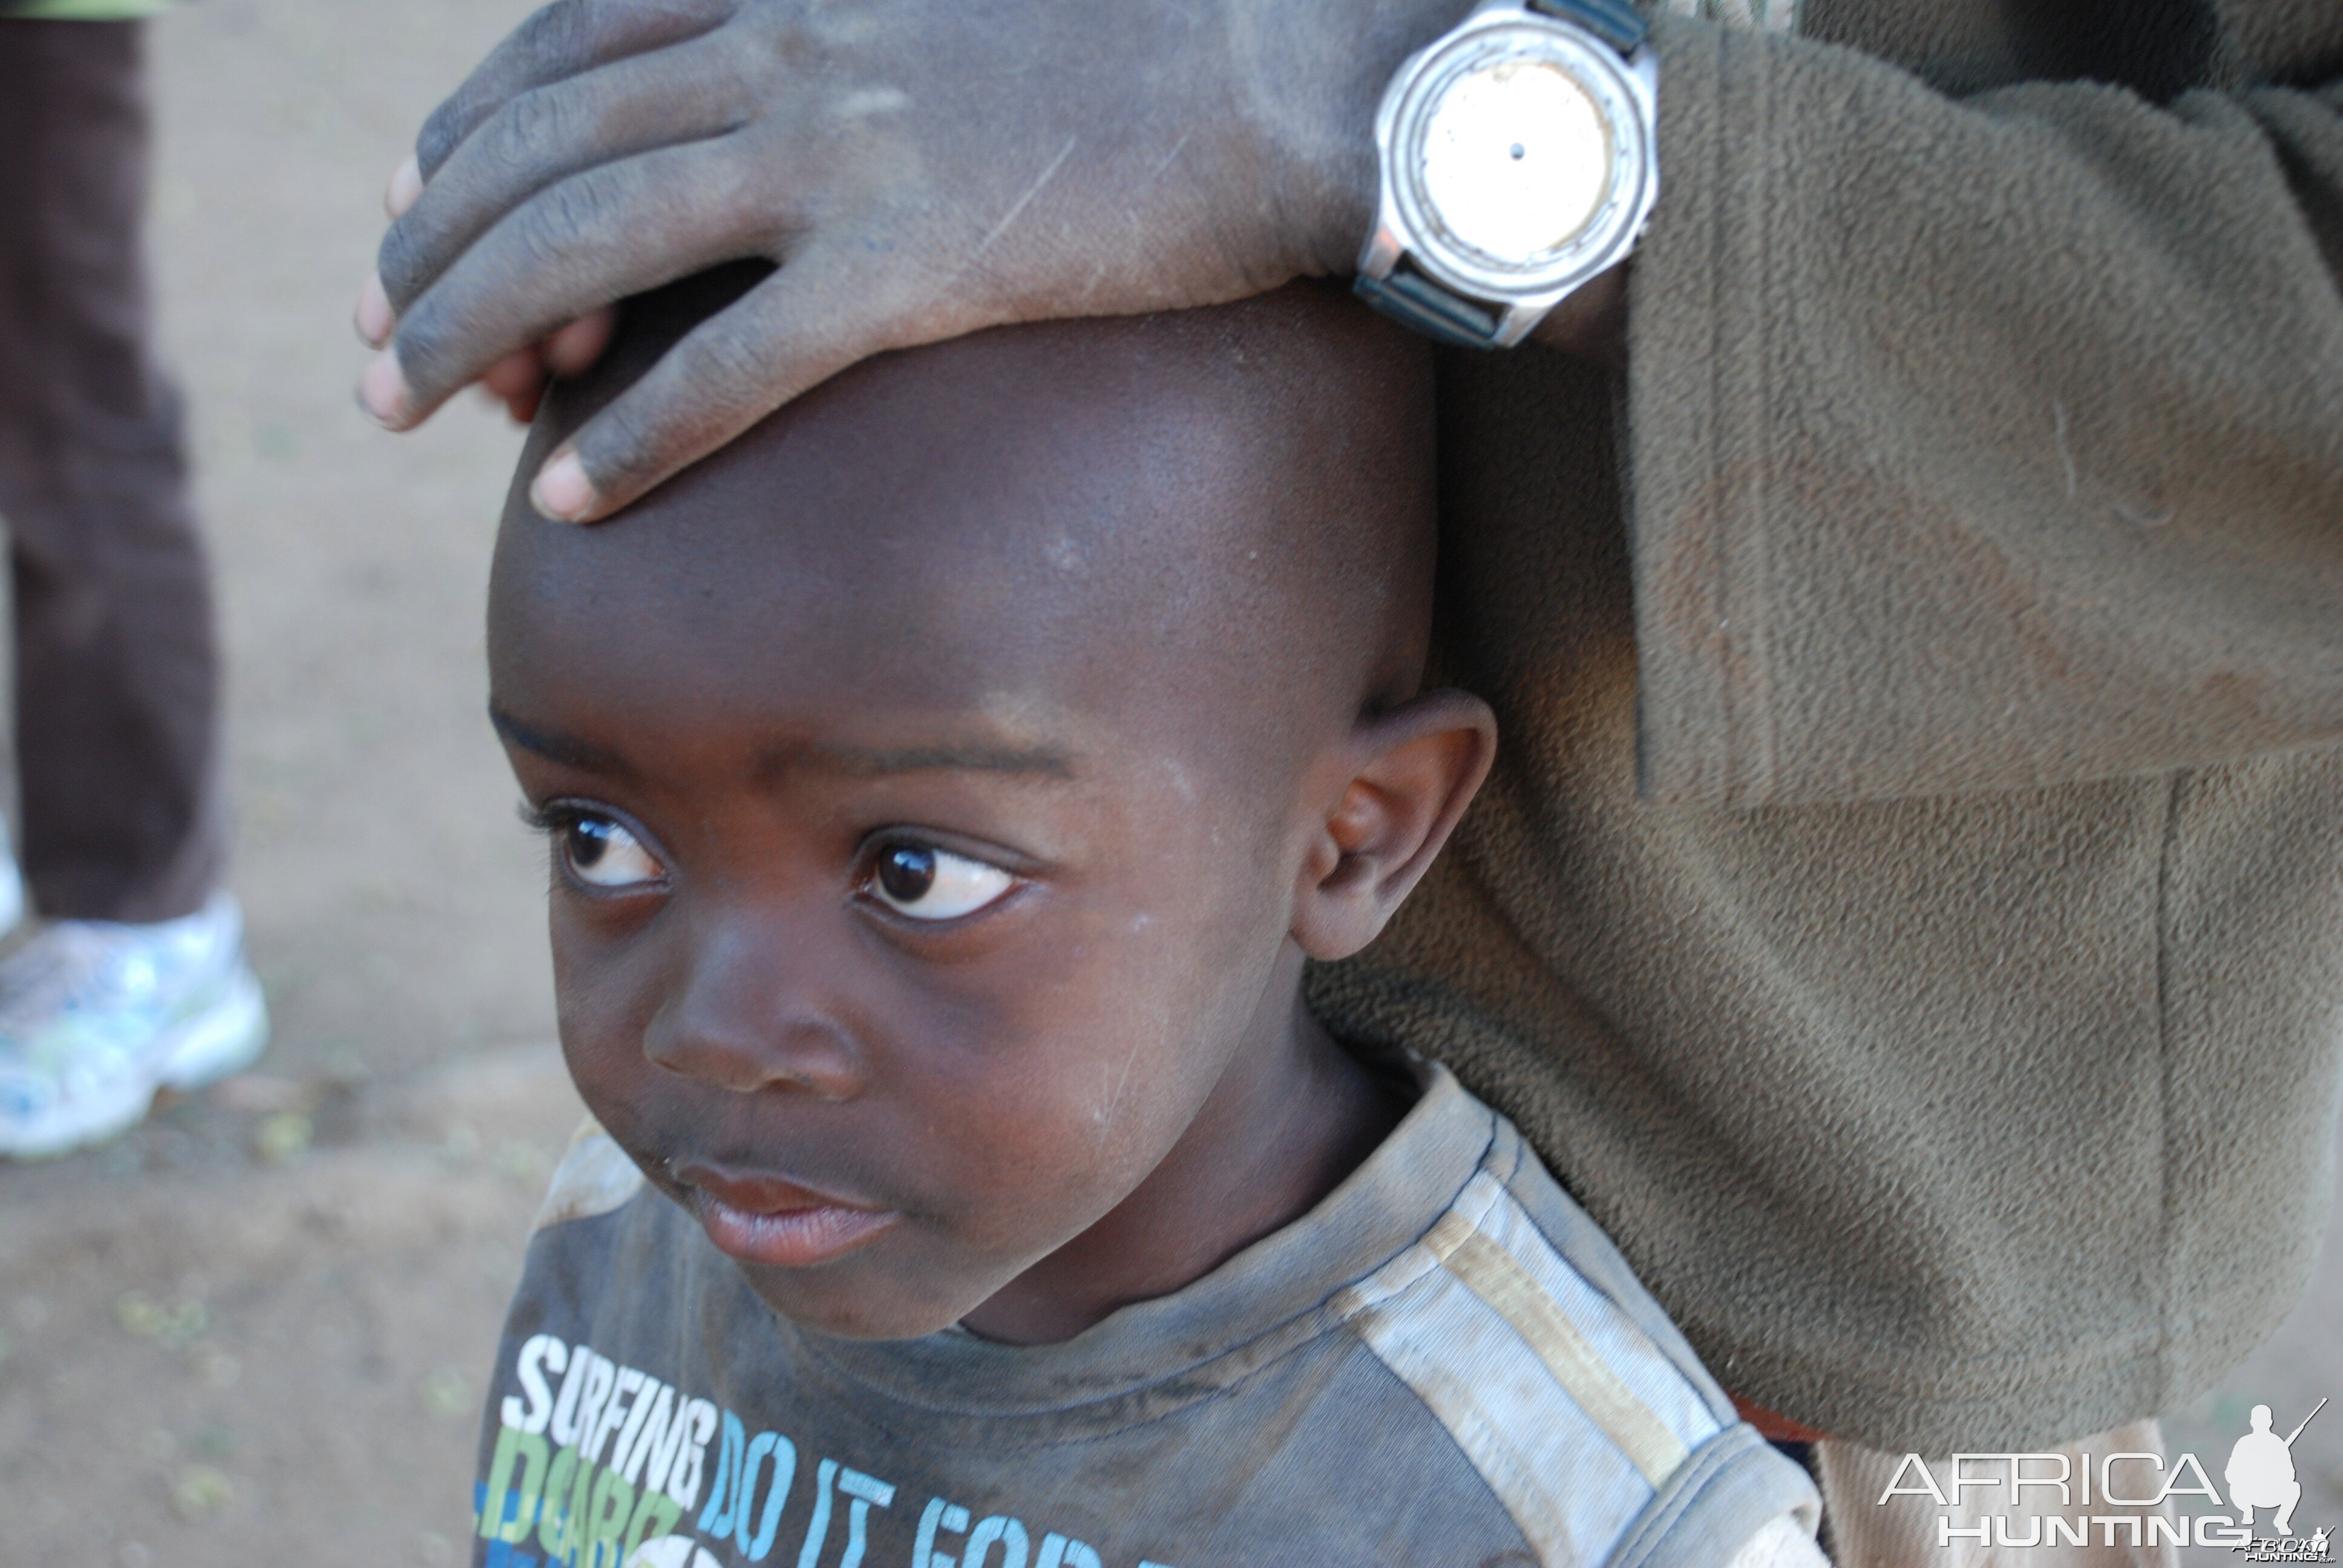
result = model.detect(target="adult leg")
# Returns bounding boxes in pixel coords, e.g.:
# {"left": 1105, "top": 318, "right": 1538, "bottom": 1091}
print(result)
{"left": 0, "top": 18, "right": 222, "bottom": 924}
{"left": 0, "top": 18, "right": 260, "bottom": 1160}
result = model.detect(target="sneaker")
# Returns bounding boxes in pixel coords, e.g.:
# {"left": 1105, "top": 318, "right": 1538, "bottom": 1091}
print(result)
{"left": 0, "top": 891, "right": 269, "bottom": 1158}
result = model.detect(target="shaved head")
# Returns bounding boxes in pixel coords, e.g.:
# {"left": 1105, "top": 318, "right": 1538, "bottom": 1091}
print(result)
{"left": 491, "top": 269, "right": 1437, "bottom": 794}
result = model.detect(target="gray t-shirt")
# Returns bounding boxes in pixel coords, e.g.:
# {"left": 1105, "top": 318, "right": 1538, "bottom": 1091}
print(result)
{"left": 467, "top": 1063, "right": 1821, "bottom": 1568}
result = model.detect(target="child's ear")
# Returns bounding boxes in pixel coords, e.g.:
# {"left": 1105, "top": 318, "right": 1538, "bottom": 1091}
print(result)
{"left": 1291, "top": 690, "right": 1497, "bottom": 962}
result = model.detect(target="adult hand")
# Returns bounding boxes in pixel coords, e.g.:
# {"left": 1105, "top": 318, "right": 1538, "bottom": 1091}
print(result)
{"left": 355, "top": 0, "right": 1469, "bottom": 521}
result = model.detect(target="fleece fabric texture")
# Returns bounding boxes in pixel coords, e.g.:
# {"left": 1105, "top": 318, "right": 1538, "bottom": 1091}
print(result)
{"left": 1309, "top": 0, "right": 2343, "bottom": 1455}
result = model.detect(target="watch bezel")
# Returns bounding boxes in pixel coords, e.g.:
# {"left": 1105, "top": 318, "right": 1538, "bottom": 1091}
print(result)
{"left": 1366, "top": 7, "right": 1658, "bottom": 334}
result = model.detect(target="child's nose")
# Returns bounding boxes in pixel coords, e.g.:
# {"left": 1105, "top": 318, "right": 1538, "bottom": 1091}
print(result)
{"left": 640, "top": 909, "right": 866, "bottom": 1100}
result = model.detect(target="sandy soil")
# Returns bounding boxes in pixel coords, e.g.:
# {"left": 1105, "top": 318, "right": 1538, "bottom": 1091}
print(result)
{"left": 0, "top": 2, "right": 2335, "bottom": 1564}
{"left": 0, "top": 2, "right": 570, "bottom": 1561}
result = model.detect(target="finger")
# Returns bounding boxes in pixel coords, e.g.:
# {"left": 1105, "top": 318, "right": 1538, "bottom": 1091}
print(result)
{"left": 381, "top": 32, "right": 759, "bottom": 309}
{"left": 415, "top": 0, "right": 738, "bottom": 181}
{"left": 475, "top": 380, "right": 546, "bottom": 425}
{"left": 366, "top": 137, "right": 788, "bottom": 429}
{"left": 533, "top": 258, "right": 951, "bottom": 522}
{"left": 543, "top": 308, "right": 618, "bottom": 377}
{"left": 355, "top": 272, "right": 394, "bottom": 347}
{"left": 385, "top": 154, "right": 423, "bottom": 218}
{"left": 482, "top": 347, "right": 548, "bottom": 403}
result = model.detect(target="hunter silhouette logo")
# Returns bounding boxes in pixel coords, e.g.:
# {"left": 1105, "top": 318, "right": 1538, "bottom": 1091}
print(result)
{"left": 2229, "top": 1400, "right": 2325, "bottom": 1537}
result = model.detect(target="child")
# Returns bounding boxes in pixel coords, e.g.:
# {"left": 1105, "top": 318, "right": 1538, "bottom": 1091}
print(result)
{"left": 469, "top": 269, "right": 1824, "bottom": 1568}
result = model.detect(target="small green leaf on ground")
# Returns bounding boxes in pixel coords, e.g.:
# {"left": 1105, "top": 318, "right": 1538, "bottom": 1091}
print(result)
{"left": 416, "top": 1366, "right": 471, "bottom": 1420}
{"left": 170, "top": 1463, "right": 235, "bottom": 1523}
{"left": 255, "top": 1111, "right": 314, "bottom": 1164}
{"left": 114, "top": 1292, "right": 209, "bottom": 1348}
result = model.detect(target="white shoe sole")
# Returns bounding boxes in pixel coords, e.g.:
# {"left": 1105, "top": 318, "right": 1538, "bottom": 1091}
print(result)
{"left": 0, "top": 967, "right": 270, "bottom": 1160}
{"left": 160, "top": 966, "right": 271, "bottom": 1093}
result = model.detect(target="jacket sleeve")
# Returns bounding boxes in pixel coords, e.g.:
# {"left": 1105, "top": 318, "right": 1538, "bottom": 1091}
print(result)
{"left": 1622, "top": 11, "right": 2343, "bottom": 808}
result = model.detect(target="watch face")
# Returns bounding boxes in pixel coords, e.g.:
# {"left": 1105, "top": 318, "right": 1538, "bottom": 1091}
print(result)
{"left": 1420, "top": 59, "right": 1612, "bottom": 264}
{"left": 1376, "top": 14, "right": 1657, "bottom": 305}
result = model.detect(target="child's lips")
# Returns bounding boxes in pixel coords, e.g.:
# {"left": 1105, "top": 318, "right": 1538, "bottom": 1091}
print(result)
{"left": 679, "top": 1165, "right": 900, "bottom": 1269}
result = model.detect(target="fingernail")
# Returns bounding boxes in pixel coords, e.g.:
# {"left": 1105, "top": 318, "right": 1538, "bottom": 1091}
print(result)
{"left": 385, "top": 154, "right": 424, "bottom": 218}
{"left": 531, "top": 451, "right": 597, "bottom": 522}
{"left": 353, "top": 274, "right": 393, "bottom": 347}
{"left": 358, "top": 348, "right": 411, "bottom": 426}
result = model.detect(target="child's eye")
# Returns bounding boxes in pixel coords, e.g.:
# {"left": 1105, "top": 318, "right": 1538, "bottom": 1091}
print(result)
{"left": 866, "top": 841, "right": 1014, "bottom": 921}
{"left": 559, "top": 814, "right": 664, "bottom": 889}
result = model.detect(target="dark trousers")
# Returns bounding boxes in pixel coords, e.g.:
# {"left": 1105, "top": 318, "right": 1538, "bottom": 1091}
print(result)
{"left": 0, "top": 19, "right": 220, "bottom": 923}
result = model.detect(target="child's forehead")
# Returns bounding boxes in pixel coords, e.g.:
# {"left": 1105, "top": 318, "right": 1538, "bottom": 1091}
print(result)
{"left": 490, "top": 422, "right": 1279, "bottom": 794}
{"left": 492, "top": 283, "right": 1434, "bottom": 780}
{"left": 505, "top": 336, "right": 1323, "bottom": 680}
{"left": 512, "top": 429, "right": 1244, "bottom": 664}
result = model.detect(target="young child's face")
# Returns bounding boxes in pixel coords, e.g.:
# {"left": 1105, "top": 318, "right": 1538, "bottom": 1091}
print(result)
{"left": 490, "top": 322, "right": 1386, "bottom": 1341}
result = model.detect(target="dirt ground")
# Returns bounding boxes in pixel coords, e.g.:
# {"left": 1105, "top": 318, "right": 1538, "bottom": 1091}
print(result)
{"left": 0, "top": 2, "right": 2336, "bottom": 1564}
{"left": 1, "top": 2, "right": 571, "bottom": 1561}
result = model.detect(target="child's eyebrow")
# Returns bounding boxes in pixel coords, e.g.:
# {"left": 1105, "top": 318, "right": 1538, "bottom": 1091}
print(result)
{"left": 771, "top": 743, "right": 1076, "bottom": 782}
{"left": 489, "top": 705, "right": 632, "bottom": 775}
{"left": 488, "top": 708, "right": 1073, "bottom": 783}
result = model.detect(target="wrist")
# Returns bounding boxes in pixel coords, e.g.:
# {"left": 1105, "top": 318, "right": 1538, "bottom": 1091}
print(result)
{"left": 1298, "top": 129, "right": 1382, "bottom": 281}
{"left": 1232, "top": 0, "right": 1476, "bottom": 279}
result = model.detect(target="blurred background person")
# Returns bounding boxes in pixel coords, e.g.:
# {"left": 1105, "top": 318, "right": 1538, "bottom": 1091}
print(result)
{"left": 0, "top": 0, "right": 266, "bottom": 1159}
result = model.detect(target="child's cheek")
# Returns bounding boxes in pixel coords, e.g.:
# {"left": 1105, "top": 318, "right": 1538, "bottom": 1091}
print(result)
{"left": 549, "top": 903, "right": 674, "bottom": 1112}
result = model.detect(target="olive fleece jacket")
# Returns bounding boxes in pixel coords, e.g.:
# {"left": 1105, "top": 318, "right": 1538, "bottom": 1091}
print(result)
{"left": 1311, "top": 0, "right": 2343, "bottom": 1455}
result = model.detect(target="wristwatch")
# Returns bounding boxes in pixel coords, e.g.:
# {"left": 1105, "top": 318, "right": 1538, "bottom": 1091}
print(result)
{"left": 1354, "top": 0, "right": 1659, "bottom": 348}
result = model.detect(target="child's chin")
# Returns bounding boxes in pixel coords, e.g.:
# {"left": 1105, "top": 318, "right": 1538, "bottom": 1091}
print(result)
{"left": 733, "top": 1261, "right": 980, "bottom": 1342}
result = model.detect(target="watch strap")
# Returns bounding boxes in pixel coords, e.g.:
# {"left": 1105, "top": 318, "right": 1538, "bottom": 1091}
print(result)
{"left": 1526, "top": 0, "right": 1647, "bottom": 58}
{"left": 1354, "top": 267, "right": 1504, "bottom": 349}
